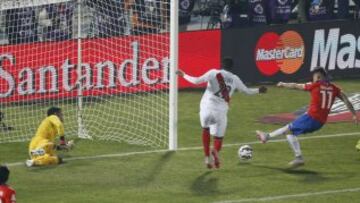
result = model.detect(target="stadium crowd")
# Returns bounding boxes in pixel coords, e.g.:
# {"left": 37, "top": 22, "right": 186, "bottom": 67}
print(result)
{"left": 0, "top": 0, "right": 359, "bottom": 44}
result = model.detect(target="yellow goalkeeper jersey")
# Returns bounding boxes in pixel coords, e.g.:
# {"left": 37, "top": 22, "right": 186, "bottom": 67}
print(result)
{"left": 29, "top": 115, "right": 64, "bottom": 151}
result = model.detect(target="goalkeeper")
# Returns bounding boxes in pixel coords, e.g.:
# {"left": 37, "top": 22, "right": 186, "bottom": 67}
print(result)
{"left": 26, "top": 107, "right": 73, "bottom": 167}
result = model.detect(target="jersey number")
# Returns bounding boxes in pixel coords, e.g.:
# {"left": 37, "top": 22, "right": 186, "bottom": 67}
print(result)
{"left": 215, "top": 86, "right": 232, "bottom": 99}
{"left": 320, "top": 90, "right": 333, "bottom": 109}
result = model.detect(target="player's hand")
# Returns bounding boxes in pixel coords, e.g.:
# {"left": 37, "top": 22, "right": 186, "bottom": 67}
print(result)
{"left": 259, "top": 86, "right": 267, "bottom": 94}
{"left": 176, "top": 70, "right": 184, "bottom": 77}
{"left": 57, "top": 140, "right": 74, "bottom": 151}
{"left": 57, "top": 144, "right": 68, "bottom": 151}
{"left": 277, "top": 82, "right": 285, "bottom": 88}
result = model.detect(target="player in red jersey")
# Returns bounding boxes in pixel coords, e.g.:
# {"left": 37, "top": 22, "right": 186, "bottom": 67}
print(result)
{"left": 0, "top": 165, "right": 16, "bottom": 203}
{"left": 256, "top": 67, "right": 359, "bottom": 168}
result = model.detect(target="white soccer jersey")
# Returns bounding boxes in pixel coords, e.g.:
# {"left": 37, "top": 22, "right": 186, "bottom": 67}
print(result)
{"left": 183, "top": 69, "right": 259, "bottom": 137}
{"left": 184, "top": 69, "right": 259, "bottom": 111}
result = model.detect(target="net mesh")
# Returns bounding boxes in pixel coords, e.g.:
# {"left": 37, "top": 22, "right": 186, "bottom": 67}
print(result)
{"left": 0, "top": 0, "right": 171, "bottom": 148}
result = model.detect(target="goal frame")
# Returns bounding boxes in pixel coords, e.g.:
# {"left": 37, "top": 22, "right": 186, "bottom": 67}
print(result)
{"left": 0, "top": 0, "right": 178, "bottom": 150}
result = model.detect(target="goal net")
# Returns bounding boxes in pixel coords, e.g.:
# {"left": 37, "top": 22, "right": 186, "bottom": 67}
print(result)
{"left": 0, "top": 0, "right": 178, "bottom": 149}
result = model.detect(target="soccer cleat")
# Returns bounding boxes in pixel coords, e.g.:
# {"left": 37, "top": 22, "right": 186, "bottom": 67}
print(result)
{"left": 256, "top": 130, "right": 269, "bottom": 143}
{"left": 211, "top": 149, "right": 220, "bottom": 169}
{"left": 204, "top": 156, "right": 213, "bottom": 169}
{"left": 25, "top": 159, "right": 34, "bottom": 167}
{"left": 288, "top": 156, "right": 305, "bottom": 168}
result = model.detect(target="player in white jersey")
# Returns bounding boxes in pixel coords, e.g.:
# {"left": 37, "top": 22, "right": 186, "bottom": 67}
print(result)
{"left": 177, "top": 58, "right": 267, "bottom": 169}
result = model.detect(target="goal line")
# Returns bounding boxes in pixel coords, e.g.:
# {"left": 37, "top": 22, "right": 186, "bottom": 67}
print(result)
{"left": 6, "top": 132, "right": 360, "bottom": 167}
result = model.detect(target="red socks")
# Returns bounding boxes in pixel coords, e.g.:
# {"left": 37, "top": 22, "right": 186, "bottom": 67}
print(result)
{"left": 214, "top": 137, "right": 223, "bottom": 152}
{"left": 202, "top": 128, "right": 223, "bottom": 156}
{"left": 202, "top": 128, "right": 210, "bottom": 156}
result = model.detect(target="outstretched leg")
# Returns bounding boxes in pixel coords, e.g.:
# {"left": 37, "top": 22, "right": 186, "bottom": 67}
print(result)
{"left": 256, "top": 125, "right": 290, "bottom": 143}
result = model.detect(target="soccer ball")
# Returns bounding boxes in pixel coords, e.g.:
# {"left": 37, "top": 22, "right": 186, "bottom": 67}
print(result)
{"left": 238, "top": 145, "right": 253, "bottom": 160}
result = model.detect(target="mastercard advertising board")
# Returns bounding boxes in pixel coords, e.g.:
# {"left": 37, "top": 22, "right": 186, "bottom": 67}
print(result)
{"left": 222, "top": 20, "right": 360, "bottom": 83}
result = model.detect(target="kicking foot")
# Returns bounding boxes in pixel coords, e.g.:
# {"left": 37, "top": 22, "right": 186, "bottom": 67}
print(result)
{"left": 288, "top": 156, "right": 305, "bottom": 168}
{"left": 25, "top": 159, "right": 34, "bottom": 167}
{"left": 256, "top": 130, "right": 269, "bottom": 143}
{"left": 211, "top": 149, "right": 220, "bottom": 169}
{"left": 204, "top": 156, "right": 213, "bottom": 169}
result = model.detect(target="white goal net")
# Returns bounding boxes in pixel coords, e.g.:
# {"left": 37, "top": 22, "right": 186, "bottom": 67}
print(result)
{"left": 0, "top": 0, "right": 178, "bottom": 149}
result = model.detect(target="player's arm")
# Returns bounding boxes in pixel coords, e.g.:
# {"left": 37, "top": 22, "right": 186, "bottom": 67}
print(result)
{"left": 338, "top": 92, "right": 359, "bottom": 125}
{"left": 235, "top": 77, "right": 267, "bottom": 95}
{"left": 277, "top": 82, "right": 305, "bottom": 90}
{"left": 177, "top": 69, "right": 215, "bottom": 85}
{"left": 49, "top": 116, "right": 74, "bottom": 150}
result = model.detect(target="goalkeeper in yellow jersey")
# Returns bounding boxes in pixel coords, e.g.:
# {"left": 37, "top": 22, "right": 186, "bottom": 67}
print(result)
{"left": 26, "top": 107, "right": 73, "bottom": 167}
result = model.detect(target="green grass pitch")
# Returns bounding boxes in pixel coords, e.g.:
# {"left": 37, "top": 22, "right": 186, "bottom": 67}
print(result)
{"left": 1, "top": 79, "right": 360, "bottom": 203}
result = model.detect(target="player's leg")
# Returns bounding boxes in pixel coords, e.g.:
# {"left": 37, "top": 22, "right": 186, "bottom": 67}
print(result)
{"left": 286, "top": 134, "right": 304, "bottom": 167}
{"left": 27, "top": 142, "right": 61, "bottom": 167}
{"left": 256, "top": 125, "right": 290, "bottom": 143}
{"left": 287, "top": 114, "right": 323, "bottom": 167}
{"left": 202, "top": 128, "right": 211, "bottom": 157}
{"left": 200, "top": 110, "right": 214, "bottom": 169}
{"left": 257, "top": 114, "right": 322, "bottom": 167}
{"left": 31, "top": 154, "right": 60, "bottom": 166}
{"left": 211, "top": 111, "right": 227, "bottom": 169}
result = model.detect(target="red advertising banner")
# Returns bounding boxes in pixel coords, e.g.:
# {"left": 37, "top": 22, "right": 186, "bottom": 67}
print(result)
{"left": 0, "top": 30, "right": 220, "bottom": 103}
{"left": 179, "top": 30, "right": 221, "bottom": 88}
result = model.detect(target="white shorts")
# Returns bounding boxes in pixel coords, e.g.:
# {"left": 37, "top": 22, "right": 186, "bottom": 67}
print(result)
{"left": 200, "top": 108, "right": 228, "bottom": 137}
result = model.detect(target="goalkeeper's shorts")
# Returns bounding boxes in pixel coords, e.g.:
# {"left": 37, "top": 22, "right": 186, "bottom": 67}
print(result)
{"left": 29, "top": 141, "right": 59, "bottom": 166}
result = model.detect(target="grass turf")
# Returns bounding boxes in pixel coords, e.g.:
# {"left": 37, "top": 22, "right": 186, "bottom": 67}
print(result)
{"left": 1, "top": 79, "right": 360, "bottom": 203}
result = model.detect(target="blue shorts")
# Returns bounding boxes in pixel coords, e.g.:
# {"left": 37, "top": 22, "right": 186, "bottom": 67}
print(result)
{"left": 289, "top": 114, "right": 323, "bottom": 136}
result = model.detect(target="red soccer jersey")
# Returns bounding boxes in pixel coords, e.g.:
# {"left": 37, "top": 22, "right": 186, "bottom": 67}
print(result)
{"left": 0, "top": 185, "right": 16, "bottom": 203}
{"left": 304, "top": 81, "right": 341, "bottom": 124}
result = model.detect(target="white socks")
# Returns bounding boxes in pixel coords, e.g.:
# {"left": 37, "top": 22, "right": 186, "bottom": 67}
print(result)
{"left": 286, "top": 134, "right": 302, "bottom": 158}
{"left": 269, "top": 125, "right": 290, "bottom": 138}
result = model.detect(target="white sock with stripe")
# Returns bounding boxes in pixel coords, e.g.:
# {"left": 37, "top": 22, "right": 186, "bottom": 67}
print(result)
{"left": 286, "top": 134, "right": 302, "bottom": 158}
{"left": 269, "top": 125, "right": 290, "bottom": 138}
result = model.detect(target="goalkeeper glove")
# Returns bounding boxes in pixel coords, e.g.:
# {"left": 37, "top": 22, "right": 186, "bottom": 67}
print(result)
{"left": 57, "top": 136, "right": 74, "bottom": 151}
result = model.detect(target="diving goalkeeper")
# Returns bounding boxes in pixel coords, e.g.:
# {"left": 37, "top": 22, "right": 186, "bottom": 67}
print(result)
{"left": 26, "top": 107, "right": 73, "bottom": 167}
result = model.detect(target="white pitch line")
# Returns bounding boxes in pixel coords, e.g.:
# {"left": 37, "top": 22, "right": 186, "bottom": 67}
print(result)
{"left": 5, "top": 132, "right": 360, "bottom": 167}
{"left": 215, "top": 187, "right": 360, "bottom": 203}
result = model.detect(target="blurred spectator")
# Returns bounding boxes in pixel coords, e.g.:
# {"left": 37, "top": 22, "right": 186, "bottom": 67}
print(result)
{"left": 268, "top": 0, "right": 292, "bottom": 24}
{"left": 337, "top": 0, "right": 349, "bottom": 19}
{"left": 5, "top": 7, "right": 38, "bottom": 44}
{"left": 222, "top": 0, "right": 246, "bottom": 28}
{"left": 87, "top": 0, "right": 126, "bottom": 37}
{"left": 354, "top": 0, "right": 360, "bottom": 18}
{"left": 131, "top": 0, "right": 162, "bottom": 35}
{"left": 307, "top": 0, "right": 334, "bottom": 21}
{"left": 179, "top": 0, "right": 195, "bottom": 31}
{"left": 297, "top": 0, "right": 308, "bottom": 23}
{"left": 45, "top": 2, "right": 74, "bottom": 41}
{"left": 248, "top": 0, "right": 269, "bottom": 25}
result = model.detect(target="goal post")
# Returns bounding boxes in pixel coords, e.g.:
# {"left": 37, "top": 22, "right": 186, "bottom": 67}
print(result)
{"left": 169, "top": 0, "right": 178, "bottom": 151}
{"left": 0, "top": 0, "right": 178, "bottom": 150}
